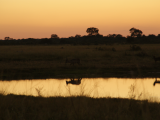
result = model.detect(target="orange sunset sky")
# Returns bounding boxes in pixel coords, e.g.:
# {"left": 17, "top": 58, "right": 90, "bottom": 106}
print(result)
{"left": 0, "top": 0, "right": 160, "bottom": 39}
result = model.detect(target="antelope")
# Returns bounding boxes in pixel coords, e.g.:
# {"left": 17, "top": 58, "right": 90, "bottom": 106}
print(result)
{"left": 66, "top": 78, "right": 82, "bottom": 85}
{"left": 153, "top": 78, "right": 160, "bottom": 86}
{"left": 153, "top": 56, "right": 160, "bottom": 63}
{"left": 65, "top": 58, "right": 81, "bottom": 65}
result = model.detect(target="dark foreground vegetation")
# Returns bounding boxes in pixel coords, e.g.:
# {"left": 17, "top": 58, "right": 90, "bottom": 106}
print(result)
{"left": 0, "top": 44, "right": 160, "bottom": 80}
{"left": 0, "top": 94, "right": 160, "bottom": 120}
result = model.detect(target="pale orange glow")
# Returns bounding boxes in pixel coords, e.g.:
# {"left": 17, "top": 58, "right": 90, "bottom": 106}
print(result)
{"left": 0, "top": 0, "right": 160, "bottom": 39}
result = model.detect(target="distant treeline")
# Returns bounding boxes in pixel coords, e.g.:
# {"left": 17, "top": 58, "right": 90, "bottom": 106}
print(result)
{"left": 1, "top": 27, "right": 160, "bottom": 45}
{"left": 0, "top": 35, "right": 160, "bottom": 45}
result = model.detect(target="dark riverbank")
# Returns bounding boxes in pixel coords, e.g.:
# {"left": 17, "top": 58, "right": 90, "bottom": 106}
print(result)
{"left": 0, "top": 94, "right": 160, "bottom": 120}
{"left": 0, "top": 45, "right": 160, "bottom": 80}
{"left": 1, "top": 67, "right": 160, "bottom": 80}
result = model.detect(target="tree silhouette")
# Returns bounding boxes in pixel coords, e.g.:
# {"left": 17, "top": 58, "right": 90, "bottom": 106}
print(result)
{"left": 4, "top": 37, "right": 13, "bottom": 40}
{"left": 51, "top": 34, "right": 59, "bottom": 39}
{"left": 129, "top": 28, "right": 143, "bottom": 37}
{"left": 4, "top": 37, "right": 10, "bottom": 40}
{"left": 148, "top": 34, "right": 156, "bottom": 38}
{"left": 107, "top": 34, "right": 123, "bottom": 38}
{"left": 116, "top": 34, "right": 123, "bottom": 38}
{"left": 75, "top": 34, "right": 81, "bottom": 38}
{"left": 86, "top": 27, "right": 99, "bottom": 36}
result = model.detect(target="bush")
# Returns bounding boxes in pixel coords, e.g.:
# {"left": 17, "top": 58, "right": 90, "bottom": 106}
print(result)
{"left": 130, "top": 45, "right": 141, "bottom": 51}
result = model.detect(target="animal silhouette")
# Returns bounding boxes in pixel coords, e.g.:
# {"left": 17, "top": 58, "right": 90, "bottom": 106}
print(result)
{"left": 153, "top": 56, "right": 160, "bottom": 63}
{"left": 66, "top": 78, "right": 82, "bottom": 85}
{"left": 65, "top": 58, "right": 81, "bottom": 65}
{"left": 153, "top": 78, "right": 160, "bottom": 86}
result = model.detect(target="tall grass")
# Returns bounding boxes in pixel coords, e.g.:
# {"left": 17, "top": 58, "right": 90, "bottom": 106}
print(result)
{"left": 0, "top": 93, "right": 160, "bottom": 120}
{"left": 0, "top": 44, "right": 160, "bottom": 79}
{"left": 0, "top": 44, "right": 159, "bottom": 67}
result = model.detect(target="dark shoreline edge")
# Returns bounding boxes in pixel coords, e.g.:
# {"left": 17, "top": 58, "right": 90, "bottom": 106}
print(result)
{"left": 1, "top": 67, "right": 160, "bottom": 80}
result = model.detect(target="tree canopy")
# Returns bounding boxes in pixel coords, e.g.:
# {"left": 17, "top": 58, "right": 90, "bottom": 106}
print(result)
{"left": 51, "top": 34, "right": 59, "bottom": 39}
{"left": 86, "top": 27, "right": 99, "bottom": 36}
{"left": 129, "top": 28, "right": 143, "bottom": 37}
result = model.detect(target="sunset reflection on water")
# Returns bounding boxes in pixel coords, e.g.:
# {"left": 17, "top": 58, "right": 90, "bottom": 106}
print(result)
{"left": 0, "top": 78, "right": 160, "bottom": 102}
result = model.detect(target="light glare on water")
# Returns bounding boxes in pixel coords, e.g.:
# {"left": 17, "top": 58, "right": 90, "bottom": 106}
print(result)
{"left": 0, "top": 78, "right": 160, "bottom": 102}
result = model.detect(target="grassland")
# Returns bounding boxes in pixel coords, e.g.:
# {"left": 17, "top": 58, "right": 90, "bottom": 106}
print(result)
{"left": 0, "top": 44, "right": 160, "bottom": 80}
{"left": 0, "top": 94, "right": 160, "bottom": 120}
{"left": 1, "top": 44, "right": 160, "bottom": 119}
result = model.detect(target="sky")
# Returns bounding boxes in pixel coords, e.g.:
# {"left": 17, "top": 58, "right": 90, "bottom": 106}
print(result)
{"left": 0, "top": 0, "right": 160, "bottom": 39}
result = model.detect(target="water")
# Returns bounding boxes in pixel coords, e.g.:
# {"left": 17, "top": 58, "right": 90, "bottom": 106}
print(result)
{"left": 0, "top": 78, "right": 160, "bottom": 102}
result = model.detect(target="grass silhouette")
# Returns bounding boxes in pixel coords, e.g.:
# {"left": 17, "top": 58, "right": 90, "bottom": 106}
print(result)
{"left": 0, "top": 93, "right": 160, "bottom": 120}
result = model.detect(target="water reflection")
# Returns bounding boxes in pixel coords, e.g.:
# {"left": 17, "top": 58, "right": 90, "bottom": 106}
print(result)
{"left": 66, "top": 78, "right": 82, "bottom": 85}
{"left": 153, "top": 78, "right": 160, "bottom": 86}
{"left": 0, "top": 78, "right": 160, "bottom": 102}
